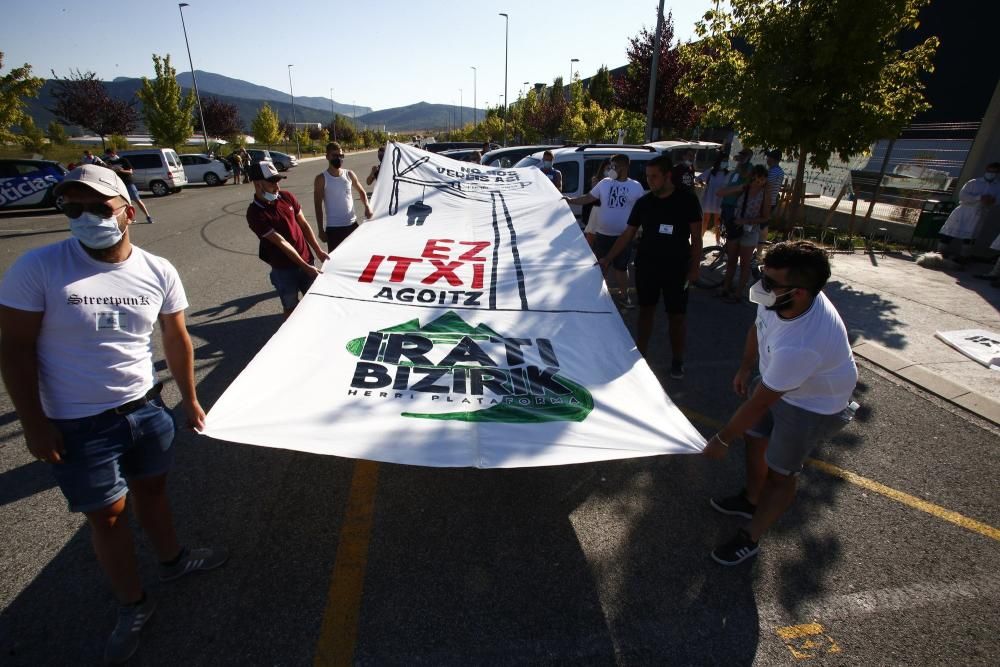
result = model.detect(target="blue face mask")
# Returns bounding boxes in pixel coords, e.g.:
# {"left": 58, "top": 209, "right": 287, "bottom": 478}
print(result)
{"left": 69, "top": 211, "right": 124, "bottom": 249}
{"left": 261, "top": 190, "right": 280, "bottom": 202}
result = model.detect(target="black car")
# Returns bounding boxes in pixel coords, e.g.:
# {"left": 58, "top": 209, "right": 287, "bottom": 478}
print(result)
{"left": 424, "top": 142, "right": 497, "bottom": 154}
{"left": 0, "top": 158, "right": 68, "bottom": 212}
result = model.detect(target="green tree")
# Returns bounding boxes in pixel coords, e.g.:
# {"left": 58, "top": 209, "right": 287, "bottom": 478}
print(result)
{"left": 251, "top": 104, "right": 282, "bottom": 147}
{"left": 0, "top": 53, "right": 45, "bottom": 143}
{"left": 17, "top": 116, "right": 46, "bottom": 153}
{"left": 46, "top": 120, "right": 68, "bottom": 145}
{"left": 680, "top": 0, "right": 938, "bottom": 220}
{"left": 588, "top": 65, "right": 615, "bottom": 109}
{"left": 136, "top": 54, "right": 195, "bottom": 149}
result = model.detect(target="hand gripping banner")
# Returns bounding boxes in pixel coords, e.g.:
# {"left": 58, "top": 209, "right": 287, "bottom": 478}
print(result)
{"left": 202, "top": 142, "right": 706, "bottom": 467}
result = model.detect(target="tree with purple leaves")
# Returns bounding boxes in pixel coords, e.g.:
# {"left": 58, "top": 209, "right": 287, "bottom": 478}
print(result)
{"left": 49, "top": 69, "right": 137, "bottom": 150}
{"left": 614, "top": 10, "right": 700, "bottom": 140}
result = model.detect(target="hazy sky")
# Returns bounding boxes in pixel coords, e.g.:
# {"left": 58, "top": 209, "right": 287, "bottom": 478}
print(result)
{"left": 1, "top": 0, "right": 706, "bottom": 111}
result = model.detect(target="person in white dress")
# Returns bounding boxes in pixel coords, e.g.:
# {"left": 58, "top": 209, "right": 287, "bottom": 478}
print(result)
{"left": 696, "top": 158, "right": 730, "bottom": 243}
{"left": 938, "top": 162, "right": 1000, "bottom": 262}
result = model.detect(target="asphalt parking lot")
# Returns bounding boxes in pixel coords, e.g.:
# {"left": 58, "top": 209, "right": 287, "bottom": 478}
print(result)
{"left": 0, "top": 151, "right": 997, "bottom": 665}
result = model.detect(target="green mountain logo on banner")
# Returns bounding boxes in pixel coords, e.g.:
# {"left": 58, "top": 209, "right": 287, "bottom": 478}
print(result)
{"left": 346, "top": 311, "right": 593, "bottom": 423}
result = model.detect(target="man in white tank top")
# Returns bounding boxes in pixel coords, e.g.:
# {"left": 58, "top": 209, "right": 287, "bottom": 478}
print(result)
{"left": 313, "top": 141, "right": 373, "bottom": 252}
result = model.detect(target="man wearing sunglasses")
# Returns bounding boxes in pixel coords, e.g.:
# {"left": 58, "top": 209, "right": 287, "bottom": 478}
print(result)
{"left": 702, "top": 241, "right": 858, "bottom": 566}
{"left": 0, "top": 165, "right": 227, "bottom": 662}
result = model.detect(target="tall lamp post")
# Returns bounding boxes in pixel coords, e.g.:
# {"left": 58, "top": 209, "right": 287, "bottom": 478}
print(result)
{"left": 330, "top": 87, "right": 337, "bottom": 141}
{"left": 470, "top": 66, "right": 477, "bottom": 126}
{"left": 287, "top": 64, "right": 300, "bottom": 157}
{"left": 459, "top": 89, "right": 463, "bottom": 128}
{"left": 498, "top": 12, "right": 509, "bottom": 146}
{"left": 570, "top": 58, "right": 579, "bottom": 85}
{"left": 178, "top": 3, "right": 209, "bottom": 152}
{"left": 645, "top": 0, "right": 666, "bottom": 142}
{"left": 522, "top": 81, "right": 529, "bottom": 97}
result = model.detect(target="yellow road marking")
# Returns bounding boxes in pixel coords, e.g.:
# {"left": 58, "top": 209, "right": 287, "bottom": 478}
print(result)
{"left": 775, "top": 622, "right": 841, "bottom": 659}
{"left": 680, "top": 407, "right": 1000, "bottom": 543}
{"left": 314, "top": 460, "right": 380, "bottom": 667}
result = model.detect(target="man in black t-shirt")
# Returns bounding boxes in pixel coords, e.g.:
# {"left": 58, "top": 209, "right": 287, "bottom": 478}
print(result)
{"left": 105, "top": 148, "right": 154, "bottom": 223}
{"left": 599, "top": 155, "right": 702, "bottom": 378}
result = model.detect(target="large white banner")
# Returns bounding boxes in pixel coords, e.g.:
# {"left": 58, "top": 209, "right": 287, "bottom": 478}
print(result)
{"left": 203, "top": 142, "right": 705, "bottom": 467}
{"left": 935, "top": 329, "right": 1000, "bottom": 370}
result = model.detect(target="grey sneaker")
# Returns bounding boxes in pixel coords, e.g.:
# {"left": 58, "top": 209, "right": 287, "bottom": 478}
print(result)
{"left": 146, "top": 216, "right": 154, "bottom": 224}
{"left": 159, "top": 546, "right": 229, "bottom": 582}
{"left": 104, "top": 595, "right": 156, "bottom": 665}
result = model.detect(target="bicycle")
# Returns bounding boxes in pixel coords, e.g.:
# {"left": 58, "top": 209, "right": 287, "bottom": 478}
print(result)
{"left": 695, "top": 236, "right": 772, "bottom": 289}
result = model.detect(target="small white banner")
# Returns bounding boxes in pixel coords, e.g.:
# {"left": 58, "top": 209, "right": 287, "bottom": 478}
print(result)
{"left": 935, "top": 329, "right": 1000, "bottom": 370}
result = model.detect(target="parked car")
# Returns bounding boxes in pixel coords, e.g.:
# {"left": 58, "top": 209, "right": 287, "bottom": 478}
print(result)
{"left": 268, "top": 150, "right": 299, "bottom": 171}
{"left": 424, "top": 142, "right": 492, "bottom": 154}
{"left": 179, "top": 153, "right": 232, "bottom": 186}
{"left": 117, "top": 148, "right": 188, "bottom": 196}
{"left": 515, "top": 141, "right": 722, "bottom": 219}
{"left": 438, "top": 148, "right": 484, "bottom": 162}
{"left": 246, "top": 149, "right": 276, "bottom": 166}
{"left": 481, "top": 144, "right": 562, "bottom": 168}
{"left": 0, "top": 158, "right": 67, "bottom": 212}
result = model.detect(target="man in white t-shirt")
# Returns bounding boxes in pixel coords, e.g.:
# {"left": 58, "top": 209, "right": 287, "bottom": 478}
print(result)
{"left": 702, "top": 241, "right": 858, "bottom": 566}
{"left": 565, "top": 154, "right": 645, "bottom": 307}
{"left": 0, "top": 165, "right": 227, "bottom": 663}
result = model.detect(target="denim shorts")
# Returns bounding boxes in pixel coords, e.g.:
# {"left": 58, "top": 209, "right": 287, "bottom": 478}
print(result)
{"left": 126, "top": 183, "right": 142, "bottom": 201}
{"left": 269, "top": 265, "right": 317, "bottom": 310}
{"left": 49, "top": 399, "right": 176, "bottom": 513}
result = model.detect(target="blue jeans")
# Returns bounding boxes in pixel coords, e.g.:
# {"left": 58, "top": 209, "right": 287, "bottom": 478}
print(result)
{"left": 269, "top": 266, "right": 316, "bottom": 310}
{"left": 49, "top": 399, "right": 176, "bottom": 513}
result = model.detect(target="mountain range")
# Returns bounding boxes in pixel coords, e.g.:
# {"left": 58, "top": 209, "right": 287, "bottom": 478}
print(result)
{"left": 24, "top": 70, "right": 484, "bottom": 134}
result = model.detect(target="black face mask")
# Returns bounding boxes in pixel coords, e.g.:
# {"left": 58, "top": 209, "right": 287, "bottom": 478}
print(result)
{"left": 330, "top": 158, "right": 343, "bottom": 168}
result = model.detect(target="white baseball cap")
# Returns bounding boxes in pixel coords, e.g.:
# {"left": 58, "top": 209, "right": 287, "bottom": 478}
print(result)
{"left": 54, "top": 164, "right": 131, "bottom": 201}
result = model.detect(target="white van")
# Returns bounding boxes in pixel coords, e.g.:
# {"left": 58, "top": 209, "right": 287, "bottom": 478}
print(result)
{"left": 118, "top": 148, "right": 188, "bottom": 196}
{"left": 515, "top": 141, "right": 723, "bottom": 219}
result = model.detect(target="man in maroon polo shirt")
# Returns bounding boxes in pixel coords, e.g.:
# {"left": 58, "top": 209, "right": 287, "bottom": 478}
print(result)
{"left": 245, "top": 161, "right": 329, "bottom": 317}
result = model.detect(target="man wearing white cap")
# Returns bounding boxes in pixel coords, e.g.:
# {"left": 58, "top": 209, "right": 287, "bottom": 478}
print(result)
{"left": 0, "top": 165, "right": 227, "bottom": 664}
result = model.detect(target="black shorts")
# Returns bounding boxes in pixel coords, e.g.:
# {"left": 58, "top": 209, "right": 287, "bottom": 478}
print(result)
{"left": 635, "top": 264, "right": 688, "bottom": 313}
{"left": 593, "top": 233, "right": 630, "bottom": 271}
{"left": 325, "top": 223, "right": 358, "bottom": 252}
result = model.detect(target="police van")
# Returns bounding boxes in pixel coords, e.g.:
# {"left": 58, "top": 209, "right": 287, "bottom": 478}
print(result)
{"left": 0, "top": 158, "right": 68, "bottom": 212}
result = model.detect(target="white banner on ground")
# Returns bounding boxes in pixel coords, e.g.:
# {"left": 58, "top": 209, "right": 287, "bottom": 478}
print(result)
{"left": 202, "top": 142, "right": 705, "bottom": 467}
{"left": 935, "top": 329, "right": 1000, "bottom": 370}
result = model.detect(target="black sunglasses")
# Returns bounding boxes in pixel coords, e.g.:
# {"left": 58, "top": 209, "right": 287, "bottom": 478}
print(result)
{"left": 62, "top": 201, "right": 127, "bottom": 220}
{"left": 760, "top": 274, "right": 801, "bottom": 292}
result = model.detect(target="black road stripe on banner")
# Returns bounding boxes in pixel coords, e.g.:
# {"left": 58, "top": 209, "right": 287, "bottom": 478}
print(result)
{"left": 309, "top": 292, "right": 613, "bottom": 315}
{"left": 489, "top": 192, "right": 501, "bottom": 310}
{"left": 497, "top": 192, "right": 529, "bottom": 311}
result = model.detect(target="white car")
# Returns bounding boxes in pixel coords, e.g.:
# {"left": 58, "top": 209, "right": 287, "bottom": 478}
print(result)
{"left": 179, "top": 153, "right": 232, "bottom": 186}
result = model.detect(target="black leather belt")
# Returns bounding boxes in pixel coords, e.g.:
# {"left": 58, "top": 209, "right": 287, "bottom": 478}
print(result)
{"left": 102, "top": 383, "right": 164, "bottom": 418}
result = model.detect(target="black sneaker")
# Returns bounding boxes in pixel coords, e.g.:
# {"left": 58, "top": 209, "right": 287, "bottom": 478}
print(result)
{"left": 104, "top": 594, "right": 157, "bottom": 664}
{"left": 669, "top": 360, "right": 685, "bottom": 379}
{"left": 710, "top": 491, "right": 756, "bottom": 519}
{"left": 711, "top": 529, "right": 759, "bottom": 566}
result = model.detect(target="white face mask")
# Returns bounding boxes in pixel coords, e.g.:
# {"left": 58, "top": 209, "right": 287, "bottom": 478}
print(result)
{"left": 261, "top": 190, "right": 280, "bottom": 202}
{"left": 69, "top": 211, "right": 124, "bottom": 249}
{"left": 985, "top": 172, "right": 998, "bottom": 182}
{"left": 748, "top": 279, "right": 796, "bottom": 311}
{"left": 720, "top": 162, "right": 729, "bottom": 170}
{"left": 542, "top": 160, "right": 553, "bottom": 169}
{"left": 606, "top": 168, "right": 618, "bottom": 180}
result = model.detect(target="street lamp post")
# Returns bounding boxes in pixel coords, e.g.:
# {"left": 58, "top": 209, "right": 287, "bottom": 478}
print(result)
{"left": 177, "top": 3, "right": 209, "bottom": 152}
{"left": 522, "top": 81, "right": 529, "bottom": 97}
{"left": 570, "top": 58, "right": 579, "bottom": 85}
{"left": 287, "top": 64, "right": 300, "bottom": 157}
{"left": 498, "top": 12, "right": 509, "bottom": 147}
{"left": 470, "top": 66, "right": 477, "bottom": 126}
{"left": 330, "top": 88, "right": 337, "bottom": 141}
{"left": 645, "top": 0, "right": 666, "bottom": 142}
{"left": 459, "top": 89, "right": 463, "bottom": 128}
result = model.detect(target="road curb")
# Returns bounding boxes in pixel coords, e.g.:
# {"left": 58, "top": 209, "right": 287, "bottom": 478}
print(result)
{"left": 853, "top": 341, "right": 1000, "bottom": 425}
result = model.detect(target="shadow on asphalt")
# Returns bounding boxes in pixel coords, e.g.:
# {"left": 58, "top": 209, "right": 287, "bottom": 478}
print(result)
{"left": 0, "top": 460, "right": 56, "bottom": 507}
{"left": 824, "top": 279, "right": 906, "bottom": 349}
